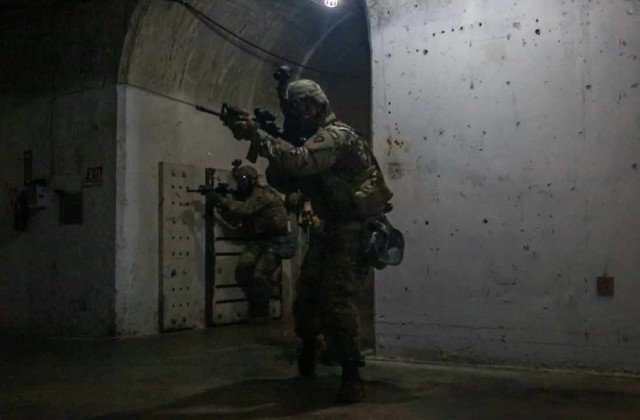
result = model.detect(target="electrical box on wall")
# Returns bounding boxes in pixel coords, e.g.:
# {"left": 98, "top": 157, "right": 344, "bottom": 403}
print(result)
{"left": 24, "top": 183, "right": 48, "bottom": 211}
{"left": 13, "top": 181, "right": 49, "bottom": 231}
{"left": 597, "top": 276, "right": 615, "bottom": 297}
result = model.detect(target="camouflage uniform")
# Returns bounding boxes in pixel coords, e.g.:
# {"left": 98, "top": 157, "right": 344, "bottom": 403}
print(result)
{"left": 227, "top": 79, "right": 390, "bottom": 403}
{"left": 256, "top": 95, "right": 377, "bottom": 365}
{"left": 216, "top": 184, "right": 288, "bottom": 317}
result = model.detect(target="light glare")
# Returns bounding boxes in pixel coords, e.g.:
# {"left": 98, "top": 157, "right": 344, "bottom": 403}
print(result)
{"left": 324, "top": 0, "right": 338, "bottom": 7}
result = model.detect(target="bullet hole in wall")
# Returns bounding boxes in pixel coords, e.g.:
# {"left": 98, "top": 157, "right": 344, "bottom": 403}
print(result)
{"left": 633, "top": 163, "right": 638, "bottom": 170}
{"left": 483, "top": 219, "right": 488, "bottom": 224}
{"left": 586, "top": 84, "right": 592, "bottom": 90}
{"left": 535, "top": 29, "right": 541, "bottom": 35}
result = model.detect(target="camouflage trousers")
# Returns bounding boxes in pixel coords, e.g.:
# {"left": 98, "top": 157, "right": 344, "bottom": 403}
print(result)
{"left": 235, "top": 243, "right": 281, "bottom": 310}
{"left": 294, "top": 224, "right": 370, "bottom": 364}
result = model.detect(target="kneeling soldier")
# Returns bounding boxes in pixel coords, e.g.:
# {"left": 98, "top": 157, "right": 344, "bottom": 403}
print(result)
{"left": 208, "top": 164, "right": 291, "bottom": 324}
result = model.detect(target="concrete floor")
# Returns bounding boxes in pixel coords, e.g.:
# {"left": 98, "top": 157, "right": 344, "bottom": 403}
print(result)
{"left": 2, "top": 322, "right": 640, "bottom": 419}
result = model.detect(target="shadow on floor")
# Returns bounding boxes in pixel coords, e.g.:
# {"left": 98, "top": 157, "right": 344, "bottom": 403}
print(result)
{"left": 103, "top": 376, "right": 418, "bottom": 419}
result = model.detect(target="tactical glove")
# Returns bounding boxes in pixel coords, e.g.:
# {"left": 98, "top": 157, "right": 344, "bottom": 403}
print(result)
{"left": 229, "top": 119, "right": 258, "bottom": 141}
{"left": 205, "top": 190, "right": 222, "bottom": 203}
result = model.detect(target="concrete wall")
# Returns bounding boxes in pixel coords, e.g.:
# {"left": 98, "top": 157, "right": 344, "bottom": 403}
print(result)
{"left": 116, "top": 0, "right": 371, "bottom": 334}
{"left": 0, "top": 1, "right": 136, "bottom": 336}
{"left": 367, "top": 0, "right": 640, "bottom": 371}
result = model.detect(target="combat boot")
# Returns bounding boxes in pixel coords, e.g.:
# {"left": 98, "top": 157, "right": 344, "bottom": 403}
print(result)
{"left": 336, "top": 361, "right": 366, "bottom": 404}
{"left": 297, "top": 338, "right": 318, "bottom": 378}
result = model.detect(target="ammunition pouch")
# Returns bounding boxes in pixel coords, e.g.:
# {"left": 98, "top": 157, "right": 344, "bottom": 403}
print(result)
{"left": 351, "top": 165, "right": 394, "bottom": 219}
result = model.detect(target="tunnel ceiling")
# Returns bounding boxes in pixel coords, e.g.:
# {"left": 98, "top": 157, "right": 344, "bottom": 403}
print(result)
{"left": 121, "top": 0, "right": 371, "bottom": 118}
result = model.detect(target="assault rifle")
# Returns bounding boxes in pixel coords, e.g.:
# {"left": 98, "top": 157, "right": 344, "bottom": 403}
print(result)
{"left": 196, "top": 103, "right": 282, "bottom": 163}
{"left": 186, "top": 182, "right": 234, "bottom": 197}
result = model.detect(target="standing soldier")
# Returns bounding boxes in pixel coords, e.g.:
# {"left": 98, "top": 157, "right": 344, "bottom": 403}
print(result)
{"left": 224, "top": 78, "right": 398, "bottom": 403}
{"left": 208, "top": 164, "right": 293, "bottom": 324}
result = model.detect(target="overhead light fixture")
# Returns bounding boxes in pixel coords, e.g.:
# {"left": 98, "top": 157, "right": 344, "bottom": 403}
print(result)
{"left": 309, "top": 0, "right": 340, "bottom": 8}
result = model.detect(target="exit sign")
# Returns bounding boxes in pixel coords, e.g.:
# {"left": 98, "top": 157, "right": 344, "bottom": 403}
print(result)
{"left": 85, "top": 167, "right": 103, "bottom": 187}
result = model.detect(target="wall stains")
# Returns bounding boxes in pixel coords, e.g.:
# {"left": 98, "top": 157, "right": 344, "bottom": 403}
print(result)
{"left": 386, "top": 137, "right": 409, "bottom": 155}
{"left": 387, "top": 161, "right": 404, "bottom": 180}
{"left": 370, "top": 0, "right": 640, "bottom": 371}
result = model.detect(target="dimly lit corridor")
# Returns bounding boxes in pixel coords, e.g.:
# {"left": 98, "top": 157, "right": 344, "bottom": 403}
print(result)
{"left": 1, "top": 0, "right": 639, "bottom": 417}
{"left": 2, "top": 324, "right": 640, "bottom": 418}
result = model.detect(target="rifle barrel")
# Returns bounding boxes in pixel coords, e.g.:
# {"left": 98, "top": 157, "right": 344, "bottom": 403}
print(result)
{"left": 195, "top": 105, "right": 222, "bottom": 117}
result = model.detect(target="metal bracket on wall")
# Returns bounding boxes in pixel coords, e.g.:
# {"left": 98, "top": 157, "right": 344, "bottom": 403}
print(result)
{"left": 159, "top": 162, "right": 199, "bottom": 332}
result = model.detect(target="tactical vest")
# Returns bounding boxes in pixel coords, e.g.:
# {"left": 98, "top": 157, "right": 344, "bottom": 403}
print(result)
{"left": 250, "top": 185, "right": 289, "bottom": 237}
{"left": 309, "top": 121, "right": 393, "bottom": 224}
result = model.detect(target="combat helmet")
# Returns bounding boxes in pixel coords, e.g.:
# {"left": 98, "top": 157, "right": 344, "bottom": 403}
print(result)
{"left": 233, "top": 165, "right": 259, "bottom": 180}
{"left": 285, "top": 79, "right": 329, "bottom": 107}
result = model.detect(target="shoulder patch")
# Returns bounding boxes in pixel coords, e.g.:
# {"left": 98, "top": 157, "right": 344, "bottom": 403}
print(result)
{"left": 313, "top": 133, "right": 326, "bottom": 143}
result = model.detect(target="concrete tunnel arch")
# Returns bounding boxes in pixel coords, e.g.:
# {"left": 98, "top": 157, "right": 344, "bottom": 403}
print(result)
{"left": 114, "top": 0, "right": 374, "bottom": 335}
